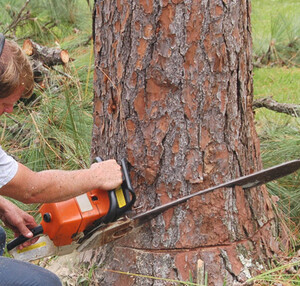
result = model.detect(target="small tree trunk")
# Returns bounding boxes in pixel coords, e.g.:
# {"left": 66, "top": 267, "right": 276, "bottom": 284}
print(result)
{"left": 90, "top": 1, "right": 288, "bottom": 285}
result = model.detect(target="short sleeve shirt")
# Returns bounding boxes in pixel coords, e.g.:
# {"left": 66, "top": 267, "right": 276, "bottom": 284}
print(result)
{"left": 0, "top": 146, "right": 18, "bottom": 188}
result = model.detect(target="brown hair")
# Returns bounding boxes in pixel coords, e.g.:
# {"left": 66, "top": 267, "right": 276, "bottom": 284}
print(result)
{"left": 0, "top": 39, "right": 34, "bottom": 99}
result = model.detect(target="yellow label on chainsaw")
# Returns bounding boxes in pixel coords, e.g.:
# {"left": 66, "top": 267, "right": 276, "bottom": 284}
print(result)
{"left": 116, "top": 187, "right": 126, "bottom": 208}
{"left": 17, "top": 241, "right": 47, "bottom": 253}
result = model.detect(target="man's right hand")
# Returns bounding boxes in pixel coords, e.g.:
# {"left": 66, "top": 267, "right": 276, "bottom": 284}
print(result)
{"left": 90, "top": 159, "right": 123, "bottom": 191}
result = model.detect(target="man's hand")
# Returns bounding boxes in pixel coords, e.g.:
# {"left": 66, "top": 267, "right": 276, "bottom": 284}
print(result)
{"left": 90, "top": 159, "right": 123, "bottom": 190}
{"left": 0, "top": 197, "right": 38, "bottom": 249}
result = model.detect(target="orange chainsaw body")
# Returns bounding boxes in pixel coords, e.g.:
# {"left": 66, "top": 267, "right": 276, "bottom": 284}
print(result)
{"left": 39, "top": 189, "right": 110, "bottom": 246}
{"left": 6, "top": 159, "right": 136, "bottom": 252}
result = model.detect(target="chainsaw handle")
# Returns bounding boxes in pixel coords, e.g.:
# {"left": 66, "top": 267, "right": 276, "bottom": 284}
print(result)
{"left": 94, "top": 157, "right": 136, "bottom": 205}
{"left": 92, "top": 156, "right": 136, "bottom": 223}
{"left": 7, "top": 225, "right": 43, "bottom": 251}
{"left": 121, "top": 158, "right": 136, "bottom": 208}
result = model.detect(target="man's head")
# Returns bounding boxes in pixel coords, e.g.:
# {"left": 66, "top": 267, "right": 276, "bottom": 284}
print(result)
{"left": 0, "top": 34, "right": 34, "bottom": 100}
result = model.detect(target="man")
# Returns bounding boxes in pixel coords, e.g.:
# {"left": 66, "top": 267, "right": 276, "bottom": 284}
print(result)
{"left": 0, "top": 34, "right": 123, "bottom": 285}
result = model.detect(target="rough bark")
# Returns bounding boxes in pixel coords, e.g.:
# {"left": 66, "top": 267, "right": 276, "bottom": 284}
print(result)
{"left": 89, "top": 1, "right": 288, "bottom": 285}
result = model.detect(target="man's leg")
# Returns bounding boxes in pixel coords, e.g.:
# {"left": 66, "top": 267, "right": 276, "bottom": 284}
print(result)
{"left": 0, "top": 226, "right": 61, "bottom": 286}
{"left": 0, "top": 226, "right": 5, "bottom": 256}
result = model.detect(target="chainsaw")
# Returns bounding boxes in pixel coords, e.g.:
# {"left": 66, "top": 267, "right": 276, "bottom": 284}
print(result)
{"left": 7, "top": 159, "right": 300, "bottom": 262}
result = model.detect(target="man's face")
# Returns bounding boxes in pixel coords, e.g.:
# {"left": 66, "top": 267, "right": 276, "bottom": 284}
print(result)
{"left": 0, "top": 86, "right": 24, "bottom": 116}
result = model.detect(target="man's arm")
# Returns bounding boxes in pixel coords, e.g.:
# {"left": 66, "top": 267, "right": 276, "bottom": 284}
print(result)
{"left": 0, "top": 160, "right": 123, "bottom": 204}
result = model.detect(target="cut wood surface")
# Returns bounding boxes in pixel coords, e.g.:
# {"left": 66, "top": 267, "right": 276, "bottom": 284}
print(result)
{"left": 22, "top": 39, "right": 71, "bottom": 86}
{"left": 23, "top": 39, "right": 69, "bottom": 67}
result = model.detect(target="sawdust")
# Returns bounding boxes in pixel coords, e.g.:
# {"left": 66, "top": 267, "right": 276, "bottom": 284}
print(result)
{"left": 43, "top": 252, "right": 94, "bottom": 286}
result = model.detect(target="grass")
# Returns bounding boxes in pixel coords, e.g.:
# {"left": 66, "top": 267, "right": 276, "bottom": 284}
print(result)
{"left": 1, "top": 65, "right": 93, "bottom": 171}
{"left": 252, "top": 0, "right": 300, "bottom": 233}
{"left": 251, "top": 2, "right": 300, "bottom": 283}
{"left": 253, "top": 67, "right": 300, "bottom": 225}
{"left": 253, "top": 67, "right": 300, "bottom": 103}
{"left": 1, "top": 0, "right": 92, "bottom": 43}
{"left": 246, "top": 260, "right": 300, "bottom": 285}
{"left": 0, "top": 0, "right": 299, "bottom": 284}
{"left": 253, "top": 67, "right": 300, "bottom": 136}
{"left": 252, "top": 0, "right": 300, "bottom": 66}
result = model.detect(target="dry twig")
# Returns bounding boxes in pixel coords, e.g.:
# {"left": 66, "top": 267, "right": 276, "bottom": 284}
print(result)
{"left": 3, "top": 0, "right": 31, "bottom": 35}
{"left": 253, "top": 97, "right": 300, "bottom": 117}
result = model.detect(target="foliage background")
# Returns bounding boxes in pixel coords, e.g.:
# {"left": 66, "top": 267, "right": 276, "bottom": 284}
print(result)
{"left": 0, "top": 0, "right": 299, "bottom": 284}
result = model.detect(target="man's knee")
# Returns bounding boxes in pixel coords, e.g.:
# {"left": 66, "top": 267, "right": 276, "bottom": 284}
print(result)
{"left": 0, "top": 256, "right": 62, "bottom": 286}
{"left": 0, "top": 228, "right": 61, "bottom": 285}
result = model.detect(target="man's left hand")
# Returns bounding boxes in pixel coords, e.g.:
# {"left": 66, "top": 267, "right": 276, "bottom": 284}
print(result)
{"left": 0, "top": 197, "right": 39, "bottom": 249}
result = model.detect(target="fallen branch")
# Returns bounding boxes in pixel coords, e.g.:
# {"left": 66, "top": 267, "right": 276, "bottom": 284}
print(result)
{"left": 22, "top": 39, "right": 72, "bottom": 87}
{"left": 253, "top": 97, "right": 300, "bottom": 117}
{"left": 23, "top": 39, "right": 70, "bottom": 67}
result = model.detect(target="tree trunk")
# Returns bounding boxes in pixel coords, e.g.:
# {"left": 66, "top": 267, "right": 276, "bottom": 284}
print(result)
{"left": 89, "top": 1, "right": 287, "bottom": 285}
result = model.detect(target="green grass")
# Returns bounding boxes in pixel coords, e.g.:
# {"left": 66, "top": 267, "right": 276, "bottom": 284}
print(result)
{"left": 1, "top": 0, "right": 92, "bottom": 44}
{"left": 253, "top": 67, "right": 300, "bottom": 231}
{"left": 247, "top": 260, "right": 300, "bottom": 285}
{"left": 253, "top": 67, "right": 300, "bottom": 164}
{"left": 252, "top": 0, "right": 300, "bottom": 45}
{"left": 250, "top": 3, "right": 300, "bottom": 283}
{"left": 254, "top": 67, "right": 300, "bottom": 102}
{"left": 252, "top": 0, "right": 300, "bottom": 66}
{"left": 1, "top": 64, "right": 94, "bottom": 171}
{"left": 253, "top": 67, "right": 300, "bottom": 126}
{"left": 0, "top": 0, "right": 299, "bottom": 284}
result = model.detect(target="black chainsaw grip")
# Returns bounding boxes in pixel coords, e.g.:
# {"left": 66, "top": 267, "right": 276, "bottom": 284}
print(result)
{"left": 121, "top": 158, "right": 136, "bottom": 208}
{"left": 6, "top": 225, "right": 43, "bottom": 251}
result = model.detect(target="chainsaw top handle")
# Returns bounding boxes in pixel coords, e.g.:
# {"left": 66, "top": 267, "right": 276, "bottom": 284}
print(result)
{"left": 95, "top": 157, "right": 136, "bottom": 223}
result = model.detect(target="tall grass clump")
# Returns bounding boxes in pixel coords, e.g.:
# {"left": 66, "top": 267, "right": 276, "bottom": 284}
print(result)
{"left": 252, "top": 0, "right": 300, "bottom": 66}
{"left": 247, "top": 260, "right": 300, "bottom": 285}
{"left": 0, "top": 0, "right": 94, "bottom": 171}
{"left": 252, "top": 7, "right": 300, "bottom": 280}
{"left": 260, "top": 124, "right": 300, "bottom": 224}
{"left": 1, "top": 0, "right": 92, "bottom": 45}
{"left": 1, "top": 63, "right": 94, "bottom": 171}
